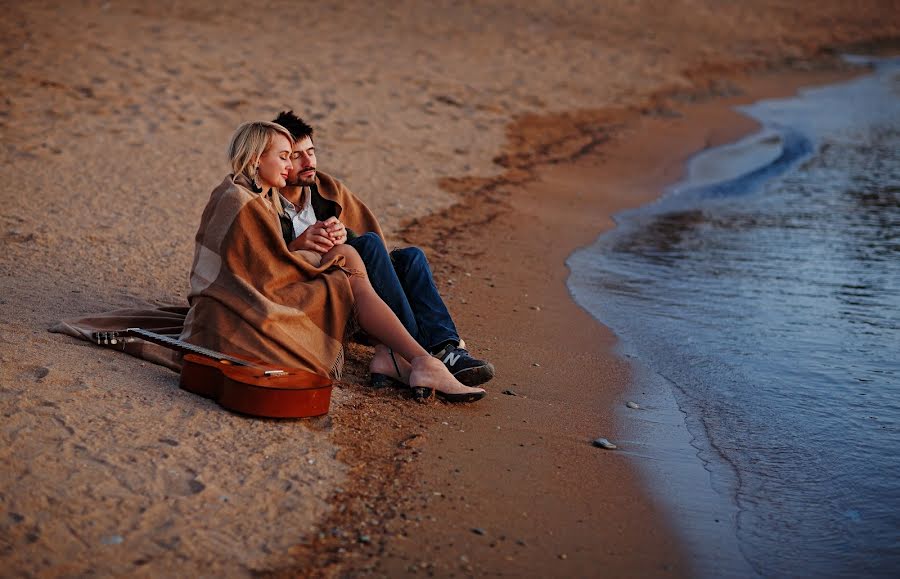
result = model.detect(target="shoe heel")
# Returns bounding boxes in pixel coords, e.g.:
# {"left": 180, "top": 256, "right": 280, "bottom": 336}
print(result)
{"left": 370, "top": 373, "right": 402, "bottom": 389}
{"left": 411, "top": 386, "right": 433, "bottom": 401}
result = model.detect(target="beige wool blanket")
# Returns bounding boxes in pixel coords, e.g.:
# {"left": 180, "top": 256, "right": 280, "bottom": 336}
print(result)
{"left": 312, "top": 170, "right": 386, "bottom": 241}
{"left": 53, "top": 174, "right": 356, "bottom": 378}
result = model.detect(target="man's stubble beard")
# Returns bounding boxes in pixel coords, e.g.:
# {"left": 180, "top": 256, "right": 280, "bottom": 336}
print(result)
{"left": 297, "top": 170, "right": 316, "bottom": 187}
{"left": 288, "top": 170, "right": 316, "bottom": 187}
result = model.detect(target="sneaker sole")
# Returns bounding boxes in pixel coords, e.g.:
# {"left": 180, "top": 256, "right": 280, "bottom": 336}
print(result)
{"left": 452, "top": 362, "right": 495, "bottom": 387}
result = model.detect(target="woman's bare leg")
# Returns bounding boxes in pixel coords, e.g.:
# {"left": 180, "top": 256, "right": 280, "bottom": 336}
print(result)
{"left": 370, "top": 342, "right": 411, "bottom": 381}
{"left": 324, "top": 245, "right": 483, "bottom": 397}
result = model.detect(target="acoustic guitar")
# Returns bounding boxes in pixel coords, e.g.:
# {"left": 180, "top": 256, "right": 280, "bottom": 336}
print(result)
{"left": 93, "top": 328, "right": 332, "bottom": 418}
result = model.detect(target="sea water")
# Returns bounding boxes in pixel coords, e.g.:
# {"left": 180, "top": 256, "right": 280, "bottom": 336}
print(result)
{"left": 568, "top": 57, "right": 900, "bottom": 577}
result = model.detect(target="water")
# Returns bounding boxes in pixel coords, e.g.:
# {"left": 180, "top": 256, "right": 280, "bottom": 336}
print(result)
{"left": 568, "top": 57, "right": 900, "bottom": 577}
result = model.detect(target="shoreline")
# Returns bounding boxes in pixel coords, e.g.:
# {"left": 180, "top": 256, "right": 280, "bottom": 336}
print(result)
{"left": 590, "top": 55, "right": 900, "bottom": 576}
{"left": 285, "top": 59, "right": 873, "bottom": 577}
{"left": 3, "top": 2, "right": 899, "bottom": 575}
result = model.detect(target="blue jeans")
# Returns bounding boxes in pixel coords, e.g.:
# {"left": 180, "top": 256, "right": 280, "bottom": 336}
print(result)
{"left": 348, "top": 232, "right": 458, "bottom": 352}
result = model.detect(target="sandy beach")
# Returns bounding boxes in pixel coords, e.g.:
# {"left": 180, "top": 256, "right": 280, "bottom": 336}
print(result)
{"left": 2, "top": 1, "right": 898, "bottom": 576}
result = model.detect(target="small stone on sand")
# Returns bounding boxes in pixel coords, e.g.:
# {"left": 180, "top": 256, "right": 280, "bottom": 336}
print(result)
{"left": 101, "top": 535, "right": 123, "bottom": 545}
{"left": 592, "top": 437, "right": 617, "bottom": 450}
{"left": 626, "top": 401, "right": 641, "bottom": 410}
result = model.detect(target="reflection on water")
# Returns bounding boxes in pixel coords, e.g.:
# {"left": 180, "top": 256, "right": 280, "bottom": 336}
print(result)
{"left": 569, "top": 58, "right": 900, "bottom": 577}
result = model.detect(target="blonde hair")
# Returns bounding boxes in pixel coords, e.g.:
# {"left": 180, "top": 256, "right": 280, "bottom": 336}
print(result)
{"left": 227, "top": 120, "right": 293, "bottom": 214}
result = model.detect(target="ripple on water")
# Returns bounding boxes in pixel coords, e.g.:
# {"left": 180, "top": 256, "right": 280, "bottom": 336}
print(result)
{"left": 568, "top": 57, "right": 900, "bottom": 577}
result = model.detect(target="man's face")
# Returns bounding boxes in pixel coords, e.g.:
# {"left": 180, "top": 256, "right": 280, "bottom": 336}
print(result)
{"left": 287, "top": 136, "right": 317, "bottom": 186}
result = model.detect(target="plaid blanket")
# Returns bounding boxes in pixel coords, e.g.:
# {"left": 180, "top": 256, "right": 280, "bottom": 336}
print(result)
{"left": 52, "top": 174, "right": 355, "bottom": 378}
{"left": 311, "top": 170, "right": 386, "bottom": 240}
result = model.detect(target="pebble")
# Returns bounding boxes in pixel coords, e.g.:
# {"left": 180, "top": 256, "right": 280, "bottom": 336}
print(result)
{"left": 625, "top": 401, "right": 641, "bottom": 410}
{"left": 502, "top": 389, "right": 518, "bottom": 396}
{"left": 592, "top": 437, "right": 617, "bottom": 450}
{"left": 101, "top": 535, "right": 123, "bottom": 545}
{"left": 471, "top": 527, "right": 486, "bottom": 536}
{"left": 359, "top": 534, "right": 371, "bottom": 544}
{"left": 532, "top": 362, "right": 540, "bottom": 367}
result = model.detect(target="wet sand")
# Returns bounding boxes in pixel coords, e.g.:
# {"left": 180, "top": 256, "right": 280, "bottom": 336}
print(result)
{"left": 1, "top": 1, "right": 898, "bottom": 576}
{"left": 326, "top": 65, "right": 871, "bottom": 578}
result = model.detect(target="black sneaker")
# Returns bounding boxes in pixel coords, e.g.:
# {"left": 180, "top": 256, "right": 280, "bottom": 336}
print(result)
{"left": 432, "top": 344, "right": 495, "bottom": 386}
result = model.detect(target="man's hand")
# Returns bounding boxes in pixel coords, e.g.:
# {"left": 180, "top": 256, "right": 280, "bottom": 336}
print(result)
{"left": 322, "top": 217, "right": 347, "bottom": 246}
{"left": 288, "top": 221, "right": 335, "bottom": 253}
{"left": 288, "top": 217, "right": 348, "bottom": 254}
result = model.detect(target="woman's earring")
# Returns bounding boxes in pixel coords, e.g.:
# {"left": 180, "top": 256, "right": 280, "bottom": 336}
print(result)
{"left": 250, "top": 166, "right": 263, "bottom": 193}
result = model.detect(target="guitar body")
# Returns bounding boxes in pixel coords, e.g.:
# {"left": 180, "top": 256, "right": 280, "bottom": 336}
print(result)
{"left": 179, "top": 354, "right": 333, "bottom": 418}
{"left": 92, "top": 329, "right": 333, "bottom": 418}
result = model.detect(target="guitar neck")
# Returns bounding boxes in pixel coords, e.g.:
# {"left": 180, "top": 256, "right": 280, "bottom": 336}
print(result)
{"left": 124, "top": 328, "right": 256, "bottom": 368}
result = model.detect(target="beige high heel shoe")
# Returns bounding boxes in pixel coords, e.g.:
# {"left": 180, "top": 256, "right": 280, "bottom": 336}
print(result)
{"left": 409, "top": 355, "right": 486, "bottom": 403}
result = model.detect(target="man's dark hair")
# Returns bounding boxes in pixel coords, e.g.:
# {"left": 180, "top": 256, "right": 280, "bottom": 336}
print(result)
{"left": 273, "top": 110, "right": 314, "bottom": 141}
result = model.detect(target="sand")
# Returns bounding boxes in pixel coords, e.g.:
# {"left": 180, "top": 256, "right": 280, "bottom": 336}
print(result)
{"left": 1, "top": 1, "right": 898, "bottom": 576}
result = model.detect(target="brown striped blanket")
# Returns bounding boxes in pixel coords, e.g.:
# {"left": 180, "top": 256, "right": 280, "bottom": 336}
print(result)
{"left": 308, "top": 170, "right": 386, "bottom": 241}
{"left": 52, "top": 174, "right": 356, "bottom": 378}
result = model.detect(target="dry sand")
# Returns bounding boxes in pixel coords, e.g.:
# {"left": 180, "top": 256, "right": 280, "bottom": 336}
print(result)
{"left": 1, "top": 1, "right": 898, "bottom": 576}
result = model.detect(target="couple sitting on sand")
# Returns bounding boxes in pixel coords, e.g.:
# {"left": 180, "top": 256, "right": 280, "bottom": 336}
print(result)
{"left": 180, "top": 112, "right": 492, "bottom": 403}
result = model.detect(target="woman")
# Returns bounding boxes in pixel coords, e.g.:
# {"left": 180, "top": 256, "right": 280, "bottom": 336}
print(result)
{"left": 180, "top": 121, "right": 484, "bottom": 402}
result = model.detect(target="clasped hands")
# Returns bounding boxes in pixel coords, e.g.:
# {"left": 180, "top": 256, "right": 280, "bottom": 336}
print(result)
{"left": 288, "top": 216, "right": 348, "bottom": 254}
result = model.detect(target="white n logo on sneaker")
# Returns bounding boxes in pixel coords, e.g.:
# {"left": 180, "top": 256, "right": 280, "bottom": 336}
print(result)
{"left": 443, "top": 352, "right": 462, "bottom": 366}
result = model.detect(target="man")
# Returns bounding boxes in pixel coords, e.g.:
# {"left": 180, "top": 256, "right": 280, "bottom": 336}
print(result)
{"left": 272, "top": 110, "right": 494, "bottom": 387}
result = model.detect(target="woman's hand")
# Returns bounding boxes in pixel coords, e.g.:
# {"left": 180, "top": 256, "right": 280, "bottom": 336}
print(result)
{"left": 288, "top": 221, "right": 335, "bottom": 253}
{"left": 322, "top": 217, "right": 347, "bottom": 246}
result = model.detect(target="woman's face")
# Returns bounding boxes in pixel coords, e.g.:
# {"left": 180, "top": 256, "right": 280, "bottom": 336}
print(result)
{"left": 256, "top": 134, "right": 293, "bottom": 189}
